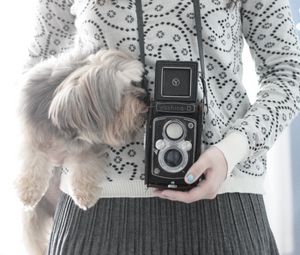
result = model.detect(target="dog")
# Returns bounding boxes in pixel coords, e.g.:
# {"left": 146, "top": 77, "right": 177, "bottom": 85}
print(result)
{"left": 14, "top": 47, "right": 148, "bottom": 254}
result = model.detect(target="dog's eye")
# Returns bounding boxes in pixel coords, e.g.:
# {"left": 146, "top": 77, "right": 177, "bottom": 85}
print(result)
{"left": 70, "top": 130, "right": 79, "bottom": 139}
{"left": 131, "top": 81, "right": 141, "bottom": 87}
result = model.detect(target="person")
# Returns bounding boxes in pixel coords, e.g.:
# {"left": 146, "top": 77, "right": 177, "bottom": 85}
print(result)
{"left": 21, "top": 0, "right": 300, "bottom": 254}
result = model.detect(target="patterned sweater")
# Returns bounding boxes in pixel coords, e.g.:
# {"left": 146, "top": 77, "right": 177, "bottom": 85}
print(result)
{"left": 23, "top": 0, "right": 300, "bottom": 197}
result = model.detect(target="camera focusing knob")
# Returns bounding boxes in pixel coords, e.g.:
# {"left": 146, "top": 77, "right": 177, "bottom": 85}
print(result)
{"left": 188, "top": 122, "right": 194, "bottom": 129}
{"left": 155, "top": 139, "right": 166, "bottom": 150}
{"left": 181, "top": 141, "right": 192, "bottom": 151}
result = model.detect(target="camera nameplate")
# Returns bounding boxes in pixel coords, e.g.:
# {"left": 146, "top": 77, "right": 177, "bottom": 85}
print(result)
{"left": 156, "top": 102, "right": 196, "bottom": 113}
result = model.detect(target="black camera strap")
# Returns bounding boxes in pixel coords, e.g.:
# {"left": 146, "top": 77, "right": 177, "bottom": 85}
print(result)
{"left": 135, "top": 0, "right": 208, "bottom": 113}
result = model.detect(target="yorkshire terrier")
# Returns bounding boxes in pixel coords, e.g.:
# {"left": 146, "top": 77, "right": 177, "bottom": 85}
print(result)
{"left": 15, "top": 48, "right": 148, "bottom": 254}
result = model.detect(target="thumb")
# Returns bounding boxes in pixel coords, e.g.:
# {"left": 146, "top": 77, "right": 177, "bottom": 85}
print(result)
{"left": 184, "top": 155, "right": 210, "bottom": 184}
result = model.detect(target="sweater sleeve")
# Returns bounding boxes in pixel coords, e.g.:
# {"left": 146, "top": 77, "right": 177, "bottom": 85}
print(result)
{"left": 212, "top": 131, "right": 250, "bottom": 179}
{"left": 22, "top": 0, "right": 77, "bottom": 72}
{"left": 224, "top": 0, "right": 300, "bottom": 161}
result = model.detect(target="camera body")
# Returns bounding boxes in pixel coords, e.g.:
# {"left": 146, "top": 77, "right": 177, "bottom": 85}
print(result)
{"left": 144, "top": 60, "right": 204, "bottom": 190}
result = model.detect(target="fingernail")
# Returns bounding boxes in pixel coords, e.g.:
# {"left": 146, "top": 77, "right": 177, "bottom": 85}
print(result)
{"left": 186, "top": 174, "right": 194, "bottom": 184}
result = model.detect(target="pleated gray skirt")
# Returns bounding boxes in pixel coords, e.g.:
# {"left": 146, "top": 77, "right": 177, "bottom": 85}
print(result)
{"left": 48, "top": 192, "right": 279, "bottom": 255}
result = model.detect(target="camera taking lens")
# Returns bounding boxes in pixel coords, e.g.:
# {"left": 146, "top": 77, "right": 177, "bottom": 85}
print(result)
{"left": 164, "top": 149, "right": 183, "bottom": 167}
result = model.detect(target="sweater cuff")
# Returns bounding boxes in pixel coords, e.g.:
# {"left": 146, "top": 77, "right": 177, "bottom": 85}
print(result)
{"left": 212, "top": 131, "right": 250, "bottom": 179}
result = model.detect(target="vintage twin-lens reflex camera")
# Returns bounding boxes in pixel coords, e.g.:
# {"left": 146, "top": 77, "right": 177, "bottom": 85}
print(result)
{"left": 144, "top": 60, "right": 204, "bottom": 191}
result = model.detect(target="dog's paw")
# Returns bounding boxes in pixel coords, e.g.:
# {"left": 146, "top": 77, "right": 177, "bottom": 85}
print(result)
{"left": 71, "top": 186, "right": 103, "bottom": 210}
{"left": 15, "top": 176, "right": 45, "bottom": 208}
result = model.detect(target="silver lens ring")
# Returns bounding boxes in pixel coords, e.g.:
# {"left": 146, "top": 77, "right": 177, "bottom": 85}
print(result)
{"left": 162, "top": 119, "right": 187, "bottom": 142}
{"left": 158, "top": 145, "right": 188, "bottom": 173}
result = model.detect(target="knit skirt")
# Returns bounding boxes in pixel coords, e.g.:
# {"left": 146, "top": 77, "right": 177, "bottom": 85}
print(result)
{"left": 48, "top": 192, "right": 279, "bottom": 255}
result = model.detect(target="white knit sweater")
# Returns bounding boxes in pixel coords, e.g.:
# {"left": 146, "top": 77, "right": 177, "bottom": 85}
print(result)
{"left": 23, "top": 0, "right": 300, "bottom": 197}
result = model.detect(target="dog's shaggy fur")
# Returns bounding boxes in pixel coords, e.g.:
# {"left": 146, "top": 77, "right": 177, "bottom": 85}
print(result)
{"left": 15, "top": 48, "right": 148, "bottom": 254}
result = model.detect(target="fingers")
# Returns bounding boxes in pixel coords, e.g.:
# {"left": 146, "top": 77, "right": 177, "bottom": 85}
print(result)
{"left": 152, "top": 148, "right": 224, "bottom": 203}
{"left": 184, "top": 152, "right": 211, "bottom": 185}
{"left": 156, "top": 169, "right": 218, "bottom": 203}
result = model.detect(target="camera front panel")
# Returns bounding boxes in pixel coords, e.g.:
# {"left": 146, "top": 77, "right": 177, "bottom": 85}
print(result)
{"left": 144, "top": 101, "right": 203, "bottom": 190}
{"left": 151, "top": 116, "right": 196, "bottom": 178}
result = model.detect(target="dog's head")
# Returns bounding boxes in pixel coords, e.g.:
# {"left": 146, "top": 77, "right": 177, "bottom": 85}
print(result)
{"left": 48, "top": 48, "right": 149, "bottom": 145}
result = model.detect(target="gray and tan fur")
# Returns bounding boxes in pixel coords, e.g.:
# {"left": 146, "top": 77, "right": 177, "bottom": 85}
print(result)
{"left": 15, "top": 48, "right": 148, "bottom": 255}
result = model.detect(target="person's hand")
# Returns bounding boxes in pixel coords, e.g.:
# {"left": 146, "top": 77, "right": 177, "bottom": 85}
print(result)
{"left": 152, "top": 146, "right": 228, "bottom": 203}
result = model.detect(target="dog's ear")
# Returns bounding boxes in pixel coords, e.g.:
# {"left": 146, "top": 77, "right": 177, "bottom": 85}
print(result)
{"left": 48, "top": 64, "right": 121, "bottom": 136}
{"left": 48, "top": 65, "right": 99, "bottom": 133}
{"left": 90, "top": 48, "right": 145, "bottom": 86}
{"left": 116, "top": 59, "right": 144, "bottom": 85}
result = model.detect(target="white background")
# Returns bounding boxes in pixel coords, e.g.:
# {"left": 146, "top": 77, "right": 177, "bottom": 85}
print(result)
{"left": 0, "top": 1, "right": 298, "bottom": 254}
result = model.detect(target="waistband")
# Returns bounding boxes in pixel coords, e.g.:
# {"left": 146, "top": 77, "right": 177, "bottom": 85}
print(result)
{"left": 59, "top": 171, "right": 266, "bottom": 198}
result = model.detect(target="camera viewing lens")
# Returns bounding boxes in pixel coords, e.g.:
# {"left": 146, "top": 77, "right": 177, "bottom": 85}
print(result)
{"left": 164, "top": 149, "right": 183, "bottom": 167}
{"left": 166, "top": 122, "right": 184, "bottom": 140}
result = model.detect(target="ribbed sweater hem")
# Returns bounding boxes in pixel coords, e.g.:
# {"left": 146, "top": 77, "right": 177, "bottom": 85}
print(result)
{"left": 59, "top": 173, "right": 266, "bottom": 198}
